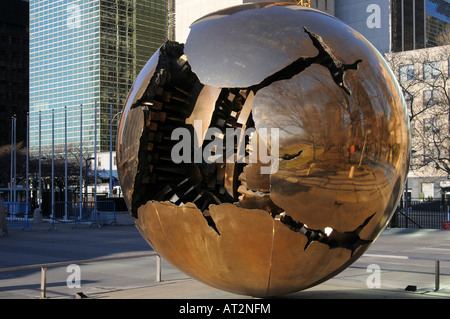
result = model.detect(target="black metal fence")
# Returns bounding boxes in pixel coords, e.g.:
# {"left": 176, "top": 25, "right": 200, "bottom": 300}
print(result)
{"left": 389, "top": 199, "right": 450, "bottom": 229}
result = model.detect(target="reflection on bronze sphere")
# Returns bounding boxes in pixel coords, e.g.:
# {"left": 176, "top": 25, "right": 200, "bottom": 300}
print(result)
{"left": 117, "top": 3, "right": 410, "bottom": 297}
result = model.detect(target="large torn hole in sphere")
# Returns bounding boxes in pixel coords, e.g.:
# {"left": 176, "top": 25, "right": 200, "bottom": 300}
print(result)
{"left": 117, "top": 4, "right": 409, "bottom": 297}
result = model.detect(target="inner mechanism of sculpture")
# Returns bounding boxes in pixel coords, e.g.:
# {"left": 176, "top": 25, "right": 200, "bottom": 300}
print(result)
{"left": 117, "top": 3, "right": 409, "bottom": 297}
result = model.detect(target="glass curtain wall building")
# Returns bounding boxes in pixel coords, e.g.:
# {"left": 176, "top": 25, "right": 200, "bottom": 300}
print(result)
{"left": 391, "top": 0, "right": 449, "bottom": 52}
{"left": 29, "top": 0, "right": 167, "bottom": 157}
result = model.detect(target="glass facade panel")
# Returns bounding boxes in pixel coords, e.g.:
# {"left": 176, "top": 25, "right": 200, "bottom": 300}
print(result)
{"left": 392, "top": 0, "right": 449, "bottom": 52}
{"left": 30, "top": 0, "right": 167, "bottom": 156}
{"left": 403, "top": 0, "right": 414, "bottom": 51}
{"left": 426, "top": 0, "right": 450, "bottom": 47}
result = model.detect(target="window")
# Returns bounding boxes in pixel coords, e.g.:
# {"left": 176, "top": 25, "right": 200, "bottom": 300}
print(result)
{"left": 423, "top": 90, "right": 440, "bottom": 107}
{"left": 399, "top": 64, "right": 414, "bottom": 82}
{"left": 423, "top": 61, "right": 440, "bottom": 79}
{"left": 421, "top": 182, "right": 434, "bottom": 199}
{"left": 423, "top": 117, "right": 439, "bottom": 134}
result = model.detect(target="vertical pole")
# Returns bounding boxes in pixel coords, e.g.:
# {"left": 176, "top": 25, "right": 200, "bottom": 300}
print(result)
{"left": 109, "top": 102, "right": 113, "bottom": 198}
{"left": 156, "top": 255, "right": 161, "bottom": 282}
{"left": 10, "top": 116, "right": 13, "bottom": 202}
{"left": 40, "top": 266, "right": 47, "bottom": 299}
{"left": 435, "top": 260, "right": 440, "bottom": 291}
{"left": 26, "top": 113, "right": 29, "bottom": 215}
{"left": 50, "top": 110, "right": 55, "bottom": 231}
{"left": 51, "top": 110, "right": 54, "bottom": 219}
{"left": 405, "top": 179, "right": 408, "bottom": 228}
{"left": 13, "top": 115, "right": 16, "bottom": 204}
{"left": 94, "top": 102, "right": 97, "bottom": 209}
{"left": 79, "top": 105, "right": 83, "bottom": 222}
{"left": 64, "top": 106, "right": 68, "bottom": 221}
{"left": 38, "top": 111, "right": 42, "bottom": 209}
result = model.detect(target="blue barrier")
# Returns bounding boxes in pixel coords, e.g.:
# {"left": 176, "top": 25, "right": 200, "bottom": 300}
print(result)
{"left": 5, "top": 202, "right": 32, "bottom": 231}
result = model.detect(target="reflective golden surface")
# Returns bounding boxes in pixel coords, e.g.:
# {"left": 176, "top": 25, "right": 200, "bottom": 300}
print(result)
{"left": 117, "top": 3, "right": 410, "bottom": 297}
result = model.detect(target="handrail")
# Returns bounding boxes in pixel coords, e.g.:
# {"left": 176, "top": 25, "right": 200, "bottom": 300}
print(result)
{"left": 394, "top": 208, "right": 423, "bottom": 228}
{"left": 0, "top": 251, "right": 161, "bottom": 298}
{"left": 362, "top": 253, "right": 450, "bottom": 291}
{"left": 364, "top": 253, "right": 450, "bottom": 263}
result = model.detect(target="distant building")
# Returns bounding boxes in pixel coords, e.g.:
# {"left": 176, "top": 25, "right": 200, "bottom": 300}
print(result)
{"left": 391, "top": 0, "right": 450, "bottom": 52}
{"left": 335, "top": 0, "right": 449, "bottom": 54}
{"left": 386, "top": 45, "right": 450, "bottom": 200}
{"left": 29, "top": 0, "right": 168, "bottom": 157}
{"left": 0, "top": 0, "right": 29, "bottom": 146}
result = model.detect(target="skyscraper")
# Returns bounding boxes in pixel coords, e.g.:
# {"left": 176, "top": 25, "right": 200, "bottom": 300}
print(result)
{"left": 0, "top": 0, "right": 29, "bottom": 146}
{"left": 29, "top": 0, "right": 168, "bottom": 157}
{"left": 391, "top": 0, "right": 449, "bottom": 52}
{"left": 333, "top": 0, "right": 449, "bottom": 54}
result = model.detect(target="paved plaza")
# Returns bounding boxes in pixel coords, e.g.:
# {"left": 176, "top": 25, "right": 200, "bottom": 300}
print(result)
{"left": 0, "top": 212, "right": 449, "bottom": 300}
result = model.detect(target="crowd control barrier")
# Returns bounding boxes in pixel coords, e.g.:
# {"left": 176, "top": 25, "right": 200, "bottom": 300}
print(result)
{"left": 5, "top": 202, "right": 32, "bottom": 231}
{"left": 52, "top": 200, "right": 116, "bottom": 226}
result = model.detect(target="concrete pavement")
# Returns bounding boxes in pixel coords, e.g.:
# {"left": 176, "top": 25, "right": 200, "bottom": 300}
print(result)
{"left": 0, "top": 212, "right": 449, "bottom": 299}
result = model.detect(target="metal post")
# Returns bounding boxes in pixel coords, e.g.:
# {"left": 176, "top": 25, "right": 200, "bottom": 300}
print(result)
{"left": 94, "top": 102, "right": 97, "bottom": 209}
{"left": 40, "top": 266, "right": 47, "bottom": 298}
{"left": 156, "top": 255, "right": 161, "bottom": 282}
{"left": 26, "top": 113, "right": 29, "bottom": 215}
{"left": 10, "top": 116, "right": 13, "bottom": 203}
{"left": 435, "top": 260, "right": 440, "bottom": 291}
{"left": 109, "top": 102, "right": 113, "bottom": 198}
{"left": 50, "top": 110, "right": 56, "bottom": 231}
{"left": 38, "top": 111, "right": 42, "bottom": 209}
{"left": 13, "top": 115, "right": 16, "bottom": 204}
{"left": 64, "top": 106, "right": 68, "bottom": 221}
{"left": 405, "top": 178, "right": 408, "bottom": 228}
{"left": 79, "top": 105, "right": 83, "bottom": 223}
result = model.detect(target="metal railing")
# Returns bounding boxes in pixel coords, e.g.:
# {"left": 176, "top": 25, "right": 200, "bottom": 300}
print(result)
{"left": 390, "top": 199, "right": 450, "bottom": 229}
{"left": 0, "top": 251, "right": 161, "bottom": 298}
{"left": 52, "top": 200, "right": 116, "bottom": 226}
{"left": 5, "top": 200, "right": 117, "bottom": 230}
{"left": 5, "top": 202, "right": 32, "bottom": 231}
{"left": 362, "top": 253, "right": 450, "bottom": 291}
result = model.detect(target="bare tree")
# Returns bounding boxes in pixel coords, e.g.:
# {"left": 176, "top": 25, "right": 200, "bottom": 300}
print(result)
{"left": 385, "top": 45, "right": 450, "bottom": 176}
{"left": 0, "top": 142, "right": 27, "bottom": 188}
{"left": 0, "top": 141, "right": 104, "bottom": 205}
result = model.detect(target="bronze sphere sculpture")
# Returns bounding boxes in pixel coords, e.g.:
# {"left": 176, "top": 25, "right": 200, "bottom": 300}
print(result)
{"left": 117, "top": 3, "right": 410, "bottom": 297}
